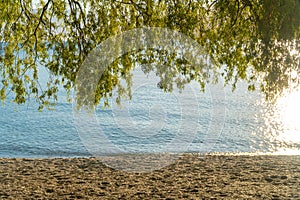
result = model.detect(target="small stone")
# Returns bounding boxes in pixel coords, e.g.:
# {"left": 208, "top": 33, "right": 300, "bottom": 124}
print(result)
{"left": 265, "top": 177, "right": 273, "bottom": 182}
{"left": 190, "top": 189, "right": 199, "bottom": 193}
{"left": 45, "top": 188, "right": 54, "bottom": 193}
{"left": 101, "top": 181, "right": 110, "bottom": 185}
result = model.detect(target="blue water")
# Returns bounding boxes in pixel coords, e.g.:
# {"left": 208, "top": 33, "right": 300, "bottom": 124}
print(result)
{"left": 0, "top": 68, "right": 299, "bottom": 157}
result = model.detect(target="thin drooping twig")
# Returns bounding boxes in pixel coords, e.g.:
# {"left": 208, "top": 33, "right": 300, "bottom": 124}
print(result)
{"left": 33, "top": 0, "right": 52, "bottom": 37}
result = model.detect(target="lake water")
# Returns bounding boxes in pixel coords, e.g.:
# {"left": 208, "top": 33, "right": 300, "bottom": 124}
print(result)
{"left": 0, "top": 68, "right": 300, "bottom": 158}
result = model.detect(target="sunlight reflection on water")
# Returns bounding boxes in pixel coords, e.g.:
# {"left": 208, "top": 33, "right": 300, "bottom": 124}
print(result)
{"left": 276, "top": 87, "right": 300, "bottom": 143}
{"left": 1, "top": 67, "right": 300, "bottom": 157}
{"left": 259, "top": 86, "right": 300, "bottom": 154}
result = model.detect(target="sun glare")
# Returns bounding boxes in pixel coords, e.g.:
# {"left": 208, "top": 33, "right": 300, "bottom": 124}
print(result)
{"left": 276, "top": 87, "right": 300, "bottom": 143}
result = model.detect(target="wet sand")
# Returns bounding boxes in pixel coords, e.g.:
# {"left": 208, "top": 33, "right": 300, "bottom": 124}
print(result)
{"left": 0, "top": 154, "right": 299, "bottom": 199}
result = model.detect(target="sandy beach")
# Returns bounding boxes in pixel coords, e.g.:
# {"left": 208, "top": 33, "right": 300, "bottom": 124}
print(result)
{"left": 0, "top": 154, "right": 299, "bottom": 199}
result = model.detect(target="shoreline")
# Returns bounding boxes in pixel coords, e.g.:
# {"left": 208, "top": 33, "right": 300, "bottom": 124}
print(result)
{"left": 1, "top": 154, "right": 299, "bottom": 199}
{"left": 2, "top": 149, "right": 300, "bottom": 159}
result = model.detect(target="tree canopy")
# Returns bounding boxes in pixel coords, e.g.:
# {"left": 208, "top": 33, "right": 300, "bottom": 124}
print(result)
{"left": 0, "top": 0, "right": 299, "bottom": 110}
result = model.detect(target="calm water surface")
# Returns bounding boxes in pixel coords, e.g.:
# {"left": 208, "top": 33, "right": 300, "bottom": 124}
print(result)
{"left": 0, "top": 68, "right": 299, "bottom": 157}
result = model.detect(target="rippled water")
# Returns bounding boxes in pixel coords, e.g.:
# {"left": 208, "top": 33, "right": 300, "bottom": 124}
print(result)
{"left": 0, "top": 68, "right": 299, "bottom": 157}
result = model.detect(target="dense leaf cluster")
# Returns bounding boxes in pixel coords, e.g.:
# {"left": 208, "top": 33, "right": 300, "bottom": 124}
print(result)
{"left": 0, "top": 0, "right": 299, "bottom": 109}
